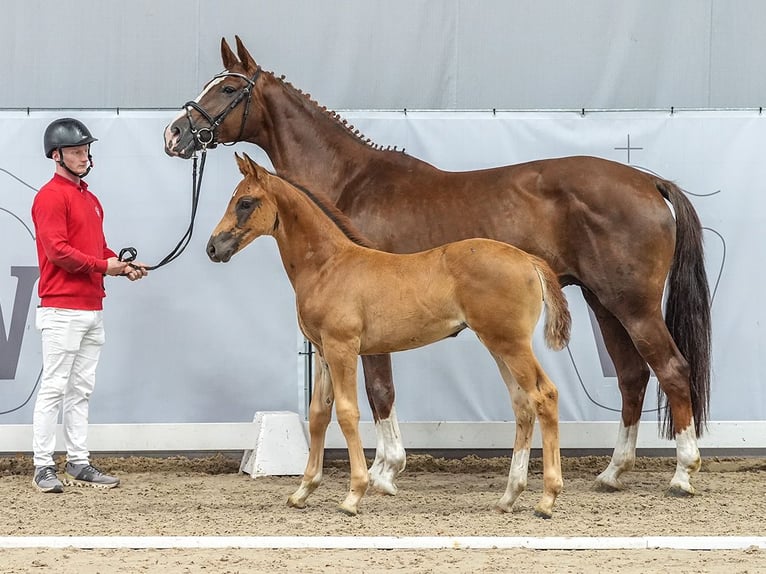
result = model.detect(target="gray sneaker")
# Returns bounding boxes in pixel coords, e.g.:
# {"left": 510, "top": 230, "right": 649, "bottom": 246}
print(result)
{"left": 33, "top": 466, "right": 63, "bottom": 493}
{"left": 63, "top": 462, "right": 120, "bottom": 489}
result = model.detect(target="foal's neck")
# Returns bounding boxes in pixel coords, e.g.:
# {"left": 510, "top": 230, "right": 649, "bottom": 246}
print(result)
{"left": 269, "top": 178, "right": 359, "bottom": 289}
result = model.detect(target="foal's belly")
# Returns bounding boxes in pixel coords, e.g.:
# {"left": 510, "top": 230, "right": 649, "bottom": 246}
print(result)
{"left": 358, "top": 316, "right": 467, "bottom": 354}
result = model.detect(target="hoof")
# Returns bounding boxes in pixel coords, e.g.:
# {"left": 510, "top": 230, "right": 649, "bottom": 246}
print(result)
{"left": 666, "top": 484, "right": 695, "bottom": 498}
{"left": 287, "top": 496, "right": 307, "bottom": 509}
{"left": 369, "top": 478, "right": 398, "bottom": 496}
{"left": 533, "top": 506, "right": 553, "bottom": 520}
{"left": 494, "top": 503, "right": 512, "bottom": 514}
{"left": 594, "top": 479, "right": 623, "bottom": 493}
{"left": 337, "top": 504, "right": 358, "bottom": 517}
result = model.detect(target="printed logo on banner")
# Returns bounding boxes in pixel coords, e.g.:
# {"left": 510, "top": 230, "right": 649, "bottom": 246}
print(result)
{"left": 0, "top": 168, "right": 40, "bottom": 420}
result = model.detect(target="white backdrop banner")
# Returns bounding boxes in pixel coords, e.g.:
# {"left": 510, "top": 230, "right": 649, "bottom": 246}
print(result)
{"left": 0, "top": 110, "right": 758, "bottom": 432}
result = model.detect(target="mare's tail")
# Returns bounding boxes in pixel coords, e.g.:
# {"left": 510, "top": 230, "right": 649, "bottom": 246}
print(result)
{"left": 656, "top": 180, "right": 712, "bottom": 439}
{"left": 531, "top": 257, "right": 571, "bottom": 351}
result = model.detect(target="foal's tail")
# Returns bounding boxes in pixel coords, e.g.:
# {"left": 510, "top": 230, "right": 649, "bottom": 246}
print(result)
{"left": 657, "top": 180, "right": 712, "bottom": 439}
{"left": 531, "top": 257, "right": 571, "bottom": 351}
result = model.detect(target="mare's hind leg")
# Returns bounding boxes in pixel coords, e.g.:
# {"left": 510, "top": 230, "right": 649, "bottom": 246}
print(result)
{"left": 589, "top": 291, "right": 701, "bottom": 495}
{"left": 582, "top": 290, "right": 651, "bottom": 491}
{"left": 619, "top": 312, "right": 701, "bottom": 495}
{"left": 288, "top": 355, "right": 333, "bottom": 509}
{"left": 362, "top": 354, "right": 406, "bottom": 496}
{"left": 489, "top": 352, "right": 536, "bottom": 513}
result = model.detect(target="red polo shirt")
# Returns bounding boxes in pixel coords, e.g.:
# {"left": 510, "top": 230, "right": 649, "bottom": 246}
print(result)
{"left": 32, "top": 173, "right": 117, "bottom": 310}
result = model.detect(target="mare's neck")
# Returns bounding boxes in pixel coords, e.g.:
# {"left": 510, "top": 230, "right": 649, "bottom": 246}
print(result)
{"left": 248, "top": 76, "right": 375, "bottom": 204}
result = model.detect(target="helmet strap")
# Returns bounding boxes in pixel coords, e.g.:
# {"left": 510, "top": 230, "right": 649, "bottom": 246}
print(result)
{"left": 56, "top": 147, "right": 93, "bottom": 179}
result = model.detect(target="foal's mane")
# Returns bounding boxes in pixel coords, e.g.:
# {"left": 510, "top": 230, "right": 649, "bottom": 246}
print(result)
{"left": 279, "top": 174, "right": 375, "bottom": 249}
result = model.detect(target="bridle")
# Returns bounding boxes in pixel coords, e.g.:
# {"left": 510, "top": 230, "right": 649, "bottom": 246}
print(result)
{"left": 118, "top": 68, "right": 262, "bottom": 274}
{"left": 183, "top": 68, "right": 262, "bottom": 150}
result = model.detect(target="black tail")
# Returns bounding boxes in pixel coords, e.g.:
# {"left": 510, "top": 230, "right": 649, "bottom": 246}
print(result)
{"left": 657, "top": 180, "right": 712, "bottom": 439}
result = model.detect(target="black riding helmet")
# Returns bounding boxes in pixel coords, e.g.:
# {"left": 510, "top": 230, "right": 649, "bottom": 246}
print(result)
{"left": 43, "top": 118, "right": 98, "bottom": 177}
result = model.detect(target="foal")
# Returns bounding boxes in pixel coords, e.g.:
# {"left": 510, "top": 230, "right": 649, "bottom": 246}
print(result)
{"left": 207, "top": 153, "right": 571, "bottom": 517}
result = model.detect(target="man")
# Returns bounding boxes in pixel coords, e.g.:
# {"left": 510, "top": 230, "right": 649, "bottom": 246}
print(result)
{"left": 31, "top": 118, "right": 147, "bottom": 493}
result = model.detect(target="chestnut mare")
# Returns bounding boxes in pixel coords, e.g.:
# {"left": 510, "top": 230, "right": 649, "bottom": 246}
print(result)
{"left": 207, "top": 153, "right": 571, "bottom": 517}
{"left": 165, "top": 37, "right": 711, "bottom": 497}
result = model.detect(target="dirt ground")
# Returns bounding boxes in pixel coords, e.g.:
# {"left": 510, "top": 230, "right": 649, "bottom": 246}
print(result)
{"left": 0, "top": 453, "right": 765, "bottom": 573}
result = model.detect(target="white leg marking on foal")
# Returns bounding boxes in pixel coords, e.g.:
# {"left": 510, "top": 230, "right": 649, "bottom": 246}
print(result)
{"left": 596, "top": 422, "right": 638, "bottom": 490}
{"left": 497, "top": 448, "right": 530, "bottom": 512}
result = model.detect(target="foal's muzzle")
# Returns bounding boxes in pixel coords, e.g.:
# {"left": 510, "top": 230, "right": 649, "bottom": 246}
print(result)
{"left": 206, "top": 232, "right": 238, "bottom": 263}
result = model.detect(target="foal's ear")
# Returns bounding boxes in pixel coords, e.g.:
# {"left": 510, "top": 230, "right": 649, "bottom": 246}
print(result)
{"left": 235, "top": 152, "right": 251, "bottom": 176}
{"left": 221, "top": 37, "right": 239, "bottom": 70}
{"left": 235, "top": 36, "right": 258, "bottom": 72}
{"left": 241, "top": 153, "right": 268, "bottom": 181}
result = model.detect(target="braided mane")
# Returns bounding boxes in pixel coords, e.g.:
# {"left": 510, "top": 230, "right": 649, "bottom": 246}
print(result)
{"left": 262, "top": 68, "right": 407, "bottom": 154}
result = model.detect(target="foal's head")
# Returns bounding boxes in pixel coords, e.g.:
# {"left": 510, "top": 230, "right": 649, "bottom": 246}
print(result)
{"left": 207, "top": 153, "right": 277, "bottom": 262}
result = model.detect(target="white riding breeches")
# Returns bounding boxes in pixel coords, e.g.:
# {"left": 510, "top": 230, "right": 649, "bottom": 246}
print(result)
{"left": 32, "top": 307, "right": 105, "bottom": 468}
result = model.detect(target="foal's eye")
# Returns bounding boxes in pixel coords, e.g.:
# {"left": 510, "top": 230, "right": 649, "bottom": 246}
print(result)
{"left": 222, "top": 85, "right": 237, "bottom": 94}
{"left": 237, "top": 197, "right": 258, "bottom": 211}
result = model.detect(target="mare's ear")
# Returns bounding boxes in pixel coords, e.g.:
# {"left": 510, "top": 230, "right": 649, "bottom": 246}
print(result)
{"left": 235, "top": 152, "right": 251, "bottom": 176}
{"left": 221, "top": 37, "right": 239, "bottom": 70}
{"left": 235, "top": 36, "right": 258, "bottom": 72}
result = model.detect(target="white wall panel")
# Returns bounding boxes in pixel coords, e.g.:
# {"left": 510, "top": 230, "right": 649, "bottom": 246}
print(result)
{"left": 1, "top": 110, "right": 762, "bottom": 449}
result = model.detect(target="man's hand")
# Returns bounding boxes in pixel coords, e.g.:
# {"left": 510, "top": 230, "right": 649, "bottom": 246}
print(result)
{"left": 105, "top": 256, "right": 129, "bottom": 276}
{"left": 105, "top": 257, "right": 148, "bottom": 280}
{"left": 124, "top": 262, "right": 148, "bottom": 281}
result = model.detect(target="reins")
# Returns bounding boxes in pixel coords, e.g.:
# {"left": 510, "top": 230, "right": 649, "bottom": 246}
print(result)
{"left": 119, "top": 68, "right": 261, "bottom": 273}
{"left": 119, "top": 148, "right": 206, "bottom": 272}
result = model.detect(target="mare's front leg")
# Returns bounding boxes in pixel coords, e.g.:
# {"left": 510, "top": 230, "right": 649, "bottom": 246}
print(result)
{"left": 325, "top": 340, "right": 369, "bottom": 515}
{"left": 362, "top": 353, "right": 406, "bottom": 496}
{"left": 288, "top": 355, "right": 333, "bottom": 509}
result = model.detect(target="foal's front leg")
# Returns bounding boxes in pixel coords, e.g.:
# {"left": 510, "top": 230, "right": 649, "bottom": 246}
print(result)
{"left": 288, "top": 355, "right": 333, "bottom": 509}
{"left": 324, "top": 341, "right": 369, "bottom": 516}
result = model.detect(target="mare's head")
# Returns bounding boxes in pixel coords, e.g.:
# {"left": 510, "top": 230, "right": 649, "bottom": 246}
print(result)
{"left": 164, "top": 36, "right": 261, "bottom": 158}
{"left": 207, "top": 153, "right": 277, "bottom": 263}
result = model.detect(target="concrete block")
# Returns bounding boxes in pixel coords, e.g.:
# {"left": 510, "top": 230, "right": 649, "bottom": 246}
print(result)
{"left": 240, "top": 411, "right": 309, "bottom": 477}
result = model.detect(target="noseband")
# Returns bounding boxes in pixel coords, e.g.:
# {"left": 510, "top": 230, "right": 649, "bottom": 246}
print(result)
{"left": 116, "top": 69, "right": 262, "bottom": 274}
{"left": 183, "top": 68, "right": 262, "bottom": 149}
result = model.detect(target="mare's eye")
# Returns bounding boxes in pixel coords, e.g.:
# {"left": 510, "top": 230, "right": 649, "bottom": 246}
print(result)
{"left": 223, "top": 85, "right": 237, "bottom": 94}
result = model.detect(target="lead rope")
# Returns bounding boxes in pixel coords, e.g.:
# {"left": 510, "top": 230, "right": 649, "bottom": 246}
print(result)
{"left": 118, "top": 148, "right": 207, "bottom": 272}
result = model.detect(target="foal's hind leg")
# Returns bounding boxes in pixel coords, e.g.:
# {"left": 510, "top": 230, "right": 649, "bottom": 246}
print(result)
{"left": 362, "top": 354, "right": 406, "bottom": 496}
{"left": 489, "top": 352, "right": 536, "bottom": 514}
{"left": 582, "top": 291, "right": 650, "bottom": 491}
{"left": 288, "top": 355, "right": 333, "bottom": 509}
{"left": 489, "top": 344, "right": 562, "bottom": 518}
